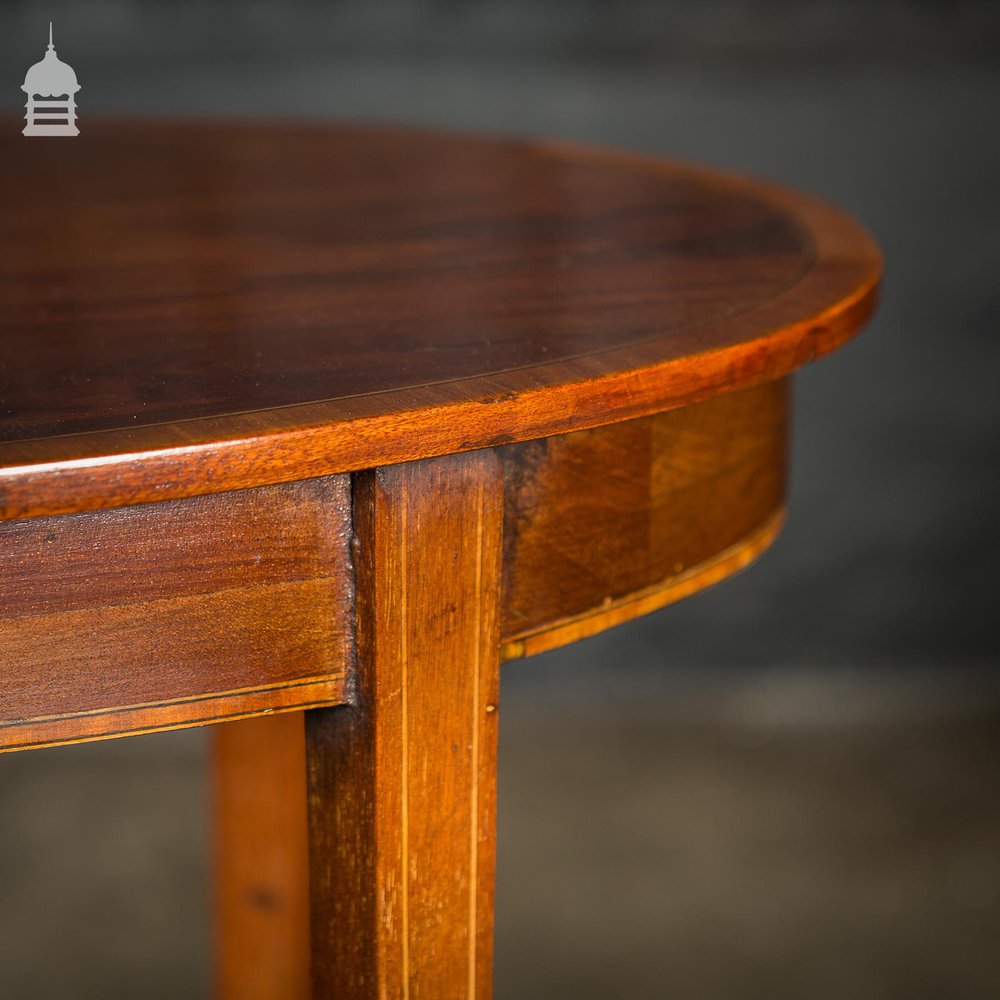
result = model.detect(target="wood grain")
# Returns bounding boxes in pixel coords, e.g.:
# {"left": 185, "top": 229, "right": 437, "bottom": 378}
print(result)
{"left": 0, "top": 477, "right": 352, "bottom": 751}
{"left": 0, "top": 477, "right": 350, "bottom": 617}
{"left": 502, "top": 507, "right": 785, "bottom": 660}
{"left": 0, "top": 121, "right": 883, "bottom": 998}
{"left": 500, "top": 377, "right": 788, "bottom": 650}
{"left": 214, "top": 712, "right": 311, "bottom": 1000}
{"left": 307, "top": 452, "right": 503, "bottom": 999}
{"left": 0, "top": 121, "right": 880, "bottom": 521}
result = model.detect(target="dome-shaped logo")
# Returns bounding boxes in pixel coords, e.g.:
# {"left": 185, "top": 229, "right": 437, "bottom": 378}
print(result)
{"left": 22, "top": 23, "right": 80, "bottom": 137}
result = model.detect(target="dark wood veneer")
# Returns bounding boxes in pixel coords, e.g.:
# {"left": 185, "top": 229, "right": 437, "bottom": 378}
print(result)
{"left": 0, "top": 477, "right": 350, "bottom": 618}
{"left": 500, "top": 377, "right": 788, "bottom": 653}
{"left": 0, "top": 121, "right": 879, "bottom": 521}
{"left": 0, "top": 120, "right": 881, "bottom": 998}
{"left": 0, "top": 391, "right": 788, "bottom": 751}
{"left": 0, "top": 477, "right": 352, "bottom": 751}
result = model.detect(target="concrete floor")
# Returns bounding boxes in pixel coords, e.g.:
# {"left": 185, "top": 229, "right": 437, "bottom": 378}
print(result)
{"left": 1, "top": 670, "right": 999, "bottom": 998}
{"left": 495, "top": 671, "right": 1000, "bottom": 1000}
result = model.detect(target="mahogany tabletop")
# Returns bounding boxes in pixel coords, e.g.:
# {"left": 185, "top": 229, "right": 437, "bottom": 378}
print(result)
{"left": 0, "top": 121, "right": 879, "bottom": 520}
{"left": 0, "top": 120, "right": 883, "bottom": 996}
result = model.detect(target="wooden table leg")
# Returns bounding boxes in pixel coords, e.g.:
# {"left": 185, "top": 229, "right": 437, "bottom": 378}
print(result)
{"left": 214, "top": 451, "right": 502, "bottom": 998}
{"left": 214, "top": 711, "right": 311, "bottom": 1000}
{"left": 307, "top": 451, "right": 503, "bottom": 999}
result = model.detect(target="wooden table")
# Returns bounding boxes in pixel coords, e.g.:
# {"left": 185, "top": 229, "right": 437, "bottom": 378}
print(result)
{"left": 0, "top": 121, "right": 880, "bottom": 998}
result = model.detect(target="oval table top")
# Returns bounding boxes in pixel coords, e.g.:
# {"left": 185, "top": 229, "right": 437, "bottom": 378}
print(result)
{"left": 0, "top": 120, "right": 880, "bottom": 520}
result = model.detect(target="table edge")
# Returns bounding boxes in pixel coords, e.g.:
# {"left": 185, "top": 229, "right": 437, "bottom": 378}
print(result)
{"left": 0, "top": 136, "right": 881, "bottom": 521}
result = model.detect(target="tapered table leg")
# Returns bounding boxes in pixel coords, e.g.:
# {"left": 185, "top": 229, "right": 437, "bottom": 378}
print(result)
{"left": 214, "top": 711, "right": 311, "bottom": 1000}
{"left": 307, "top": 451, "right": 503, "bottom": 999}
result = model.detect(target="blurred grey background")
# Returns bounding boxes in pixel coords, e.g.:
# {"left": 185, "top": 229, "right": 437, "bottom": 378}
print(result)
{"left": 1, "top": 1, "right": 998, "bottom": 997}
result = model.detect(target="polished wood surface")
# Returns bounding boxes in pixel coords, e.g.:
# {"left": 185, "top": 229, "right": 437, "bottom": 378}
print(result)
{"left": 214, "top": 712, "right": 310, "bottom": 1000}
{"left": 0, "top": 121, "right": 878, "bottom": 520}
{"left": 500, "top": 377, "right": 787, "bottom": 654}
{"left": 0, "top": 395, "right": 789, "bottom": 745}
{"left": 0, "top": 392, "right": 787, "bottom": 752}
{"left": 0, "top": 477, "right": 352, "bottom": 751}
{"left": 307, "top": 452, "right": 502, "bottom": 998}
{"left": 0, "top": 121, "right": 881, "bottom": 999}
